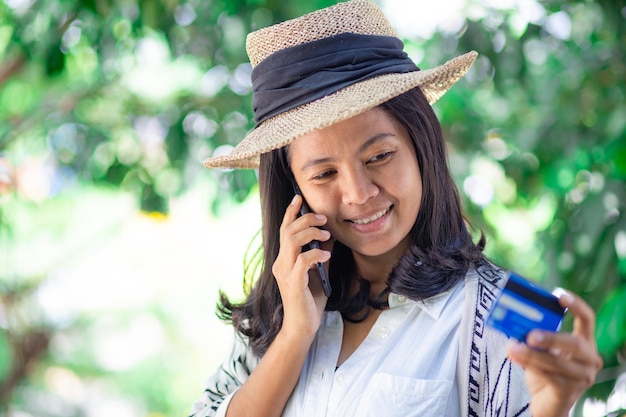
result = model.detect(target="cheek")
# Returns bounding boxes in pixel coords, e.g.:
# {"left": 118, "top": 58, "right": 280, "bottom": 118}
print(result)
{"left": 401, "top": 169, "right": 422, "bottom": 218}
{"left": 306, "top": 191, "right": 336, "bottom": 218}
{"left": 306, "top": 192, "right": 344, "bottom": 235}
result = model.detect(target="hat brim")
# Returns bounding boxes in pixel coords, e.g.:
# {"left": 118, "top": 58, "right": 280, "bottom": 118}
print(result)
{"left": 204, "top": 50, "right": 477, "bottom": 170}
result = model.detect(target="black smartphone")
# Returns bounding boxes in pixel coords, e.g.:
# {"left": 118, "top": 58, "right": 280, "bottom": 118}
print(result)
{"left": 292, "top": 183, "right": 332, "bottom": 297}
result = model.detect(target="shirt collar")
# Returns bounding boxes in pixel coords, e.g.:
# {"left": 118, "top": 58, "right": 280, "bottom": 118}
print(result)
{"left": 388, "top": 283, "right": 461, "bottom": 320}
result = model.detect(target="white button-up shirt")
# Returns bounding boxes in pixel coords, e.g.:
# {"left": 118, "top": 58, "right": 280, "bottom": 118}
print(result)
{"left": 192, "top": 281, "right": 464, "bottom": 417}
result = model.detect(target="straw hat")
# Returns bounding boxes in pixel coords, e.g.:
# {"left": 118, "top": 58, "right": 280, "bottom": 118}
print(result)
{"left": 203, "top": 0, "right": 477, "bottom": 169}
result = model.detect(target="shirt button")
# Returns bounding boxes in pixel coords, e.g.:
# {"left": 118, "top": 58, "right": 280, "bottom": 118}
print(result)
{"left": 378, "top": 326, "right": 390, "bottom": 339}
{"left": 336, "top": 373, "right": 345, "bottom": 383}
{"left": 397, "top": 295, "right": 407, "bottom": 303}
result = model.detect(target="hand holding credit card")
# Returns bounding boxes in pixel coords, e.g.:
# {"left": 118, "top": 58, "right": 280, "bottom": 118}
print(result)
{"left": 486, "top": 271, "right": 566, "bottom": 343}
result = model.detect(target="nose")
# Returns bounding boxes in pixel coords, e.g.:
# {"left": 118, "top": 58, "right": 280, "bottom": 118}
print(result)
{"left": 341, "top": 166, "right": 379, "bottom": 205}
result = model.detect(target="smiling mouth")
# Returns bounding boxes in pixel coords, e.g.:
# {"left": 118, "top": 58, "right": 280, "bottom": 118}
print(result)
{"left": 349, "top": 206, "right": 392, "bottom": 225}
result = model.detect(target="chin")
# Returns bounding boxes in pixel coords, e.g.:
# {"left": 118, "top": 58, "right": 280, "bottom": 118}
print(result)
{"left": 350, "top": 240, "right": 404, "bottom": 259}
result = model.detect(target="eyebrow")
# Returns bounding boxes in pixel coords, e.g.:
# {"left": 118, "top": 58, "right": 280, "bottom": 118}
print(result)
{"left": 359, "top": 132, "right": 395, "bottom": 153}
{"left": 299, "top": 133, "right": 396, "bottom": 172}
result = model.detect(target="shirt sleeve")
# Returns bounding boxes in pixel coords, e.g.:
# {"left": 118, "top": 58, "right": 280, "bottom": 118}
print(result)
{"left": 189, "top": 330, "right": 259, "bottom": 417}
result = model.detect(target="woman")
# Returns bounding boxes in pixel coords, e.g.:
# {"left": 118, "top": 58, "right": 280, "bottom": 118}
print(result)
{"left": 191, "top": 1, "right": 602, "bottom": 416}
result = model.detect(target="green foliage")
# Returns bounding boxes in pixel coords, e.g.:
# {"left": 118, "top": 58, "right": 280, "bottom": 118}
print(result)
{"left": 1, "top": 0, "right": 625, "bottom": 416}
{"left": 596, "top": 284, "right": 626, "bottom": 358}
{"left": 0, "top": 330, "right": 11, "bottom": 381}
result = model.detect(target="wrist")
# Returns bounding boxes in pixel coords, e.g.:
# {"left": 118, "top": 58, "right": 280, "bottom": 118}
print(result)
{"left": 276, "top": 322, "right": 318, "bottom": 350}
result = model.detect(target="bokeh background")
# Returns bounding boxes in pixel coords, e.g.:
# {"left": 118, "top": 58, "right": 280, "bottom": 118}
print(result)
{"left": 1, "top": 0, "right": 625, "bottom": 416}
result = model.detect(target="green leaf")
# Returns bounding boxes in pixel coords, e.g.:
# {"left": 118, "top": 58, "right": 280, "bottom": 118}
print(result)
{"left": 607, "top": 139, "right": 626, "bottom": 180}
{"left": 596, "top": 284, "right": 626, "bottom": 360}
{"left": 0, "top": 330, "right": 12, "bottom": 383}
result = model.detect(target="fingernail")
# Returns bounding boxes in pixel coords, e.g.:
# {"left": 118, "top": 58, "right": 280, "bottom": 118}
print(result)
{"left": 553, "top": 287, "right": 573, "bottom": 303}
{"left": 314, "top": 214, "right": 325, "bottom": 220}
{"left": 291, "top": 195, "right": 299, "bottom": 205}
{"left": 528, "top": 331, "right": 545, "bottom": 345}
{"left": 550, "top": 347, "right": 562, "bottom": 357}
{"left": 507, "top": 342, "right": 523, "bottom": 353}
{"left": 560, "top": 291, "right": 574, "bottom": 304}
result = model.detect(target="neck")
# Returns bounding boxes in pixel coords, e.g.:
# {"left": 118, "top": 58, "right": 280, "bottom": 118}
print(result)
{"left": 352, "top": 236, "right": 411, "bottom": 282}
{"left": 352, "top": 245, "right": 407, "bottom": 297}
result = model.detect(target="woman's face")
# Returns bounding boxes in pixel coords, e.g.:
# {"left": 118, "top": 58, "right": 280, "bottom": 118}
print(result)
{"left": 289, "top": 107, "right": 422, "bottom": 264}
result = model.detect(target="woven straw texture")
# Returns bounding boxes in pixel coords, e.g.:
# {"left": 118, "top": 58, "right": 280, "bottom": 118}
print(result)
{"left": 247, "top": 0, "right": 396, "bottom": 67}
{"left": 204, "top": 0, "right": 477, "bottom": 169}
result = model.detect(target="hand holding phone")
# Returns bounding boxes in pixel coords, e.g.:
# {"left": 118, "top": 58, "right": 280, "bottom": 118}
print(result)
{"left": 292, "top": 183, "right": 333, "bottom": 297}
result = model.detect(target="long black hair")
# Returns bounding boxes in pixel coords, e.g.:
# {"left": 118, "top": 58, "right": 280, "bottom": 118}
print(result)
{"left": 217, "top": 87, "right": 487, "bottom": 357}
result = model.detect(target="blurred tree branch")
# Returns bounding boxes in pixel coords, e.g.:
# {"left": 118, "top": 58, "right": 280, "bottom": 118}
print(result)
{"left": 0, "top": 330, "right": 50, "bottom": 407}
{"left": 0, "top": 55, "right": 26, "bottom": 88}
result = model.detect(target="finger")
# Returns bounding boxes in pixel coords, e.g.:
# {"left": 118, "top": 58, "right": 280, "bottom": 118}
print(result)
{"left": 507, "top": 341, "right": 597, "bottom": 384}
{"left": 292, "top": 212, "right": 328, "bottom": 230}
{"left": 280, "top": 194, "right": 303, "bottom": 235}
{"left": 296, "top": 248, "right": 331, "bottom": 271}
{"left": 319, "top": 234, "right": 335, "bottom": 252}
{"left": 558, "top": 291, "right": 597, "bottom": 339}
{"left": 287, "top": 249, "right": 331, "bottom": 292}
{"left": 274, "top": 247, "right": 329, "bottom": 291}
{"left": 526, "top": 330, "right": 599, "bottom": 365}
{"left": 280, "top": 197, "right": 328, "bottom": 248}
{"left": 292, "top": 224, "right": 331, "bottom": 248}
{"left": 284, "top": 207, "right": 327, "bottom": 237}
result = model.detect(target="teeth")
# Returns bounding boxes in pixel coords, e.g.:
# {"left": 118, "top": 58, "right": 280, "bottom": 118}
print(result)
{"left": 352, "top": 208, "right": 389, "bottom": 225}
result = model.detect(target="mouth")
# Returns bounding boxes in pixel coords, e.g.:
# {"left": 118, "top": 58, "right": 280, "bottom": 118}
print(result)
{"left": 348, "top": 206, "right": 392, "bottom": 225}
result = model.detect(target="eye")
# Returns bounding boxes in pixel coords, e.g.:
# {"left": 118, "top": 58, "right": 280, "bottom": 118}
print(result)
{"left": 367, "top": 151, "right": 394, "bottom": 164}
{"left": 311, "top": 169, "right": 336, "bottom": 181}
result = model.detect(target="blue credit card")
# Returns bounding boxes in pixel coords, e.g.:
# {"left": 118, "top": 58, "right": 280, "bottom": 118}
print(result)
{"left": 486, "top": 271, "right": 566, "bottom": 342}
